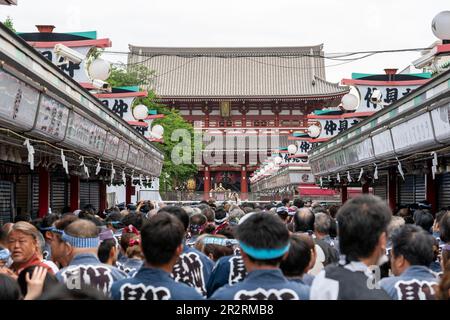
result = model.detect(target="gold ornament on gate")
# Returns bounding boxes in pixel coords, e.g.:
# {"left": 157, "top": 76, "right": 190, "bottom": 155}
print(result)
{"left": 186, "top": 178, "right": 196, "bottom": 191}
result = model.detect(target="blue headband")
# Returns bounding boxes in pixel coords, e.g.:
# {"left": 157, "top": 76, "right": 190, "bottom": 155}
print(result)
{"left": 239, "top": 241, "right": 290, "bottom": 260}
{"left": 40, "top": 226, "right": 63, "bottom": 234}
{"left": 0, "top": 248, "right": 11, "bottom": 260}
{"left": 61, "top": 232, "right": 100, "bottom": 248}
{"left": 203, "top": 237, "right": 238, "bottom": 247}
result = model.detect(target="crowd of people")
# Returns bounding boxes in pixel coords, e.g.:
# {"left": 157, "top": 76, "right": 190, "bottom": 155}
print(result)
{"left": 0, "top": 195, "right": 449, "bottom": 300}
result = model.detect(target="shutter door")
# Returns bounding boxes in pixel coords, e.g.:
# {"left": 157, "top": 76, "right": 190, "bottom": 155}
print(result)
{"left": 415, "top": 175, "right": 426, "bottom": 203}
{"left": 0, "top": 181, "right": 13, "bottom": 224}
{"left": 31, "top": 175, "right": 39, "bottom": 219}
{"left": 16, "top": 175, "right": 29, "bottom": 216}
{"left": 80, "top": 182, "right": 90, "bottom": 210}
{"left": 50, "top": 177, "right": 67, "bottom": 214}
{"left": 438, "top": 173, "right": 450, "bottom": 209}
{"left": 398, "top": 175, "right": 415, "bottom": 206}
{"left": 89, "top": 182, "right": 100, "bottom": 212}
{"left": 373, "top": 175, "right": 388, "bottom": 201}
{"left": 80, "top": 181, "right": 100, "bottom": 212}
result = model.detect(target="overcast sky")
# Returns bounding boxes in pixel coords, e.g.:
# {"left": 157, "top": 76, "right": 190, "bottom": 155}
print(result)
{"left": 1, "top": 0, "right": 448, "bottom": 82}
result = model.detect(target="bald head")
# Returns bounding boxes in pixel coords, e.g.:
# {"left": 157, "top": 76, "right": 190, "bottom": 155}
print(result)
{"left": 294, "top": 208, "right": 315, "bottom": 233}
{"left": 65, "top": 220, "right": 98, "bottom": 238}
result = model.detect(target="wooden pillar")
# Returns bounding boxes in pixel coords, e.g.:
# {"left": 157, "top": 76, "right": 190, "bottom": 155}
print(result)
{"left": 426, "top": 159, "right": 438, "bottom": 213}
{"left": 204, "top": 167, "right": 211, "bottom": 200}
{"left": 99, "top": 181, "right": 107, "bottom": 213}
{"left": 38, "top": 166, "right": 50, "bottom": 218}
{"left": 69, "top": 175, "right": 80, "bottom": 212}
{"left": 241, "top": 166, "right": 248, "bottom": 200}
{"left": 388, "top": 167, "right": 397, "bottom": 212}
{"left": 341, "top": 185, "right": 348, "bottom": 204}
{"left": 126, "top": 178, "right": 133, "bottom": 205}
{"left": 362, "top": 183, "right": 370, "bottom": 194}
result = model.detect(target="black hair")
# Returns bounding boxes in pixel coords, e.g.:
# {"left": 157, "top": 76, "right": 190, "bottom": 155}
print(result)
{"left": 337, "top": 195, "right": 391, "bottom": 261}
{"left": 121, "top": 213, "right": 144, "bottom": 230}
{"left": 17, "top": 266, "right": 59, "bottom": 298}
{"left": 293, "top": 198, "right": 304, "bottom": 209}
{"left": 14, "top": 213, "right": 31, "bottom": 223}
{"left": 280, "top": 234, "right": 313, "bottom": 277}
{"left": 282, "top": 198, "right": 290, "bottom": 206}
{"left": 38, "top": 214, "right": 60, "bottom": 235}
{"left": 294, "top": 208, "right": 315, "bottom": 233}
{"left": 159, "top": 206, "right": 189, "bottom": 231}
{"left": 439, "top": 211, "right": 450, "bottom": 243}
{"left": 414, "top": 210, "right": 434, "bottom": 233}
{"left": 0, "top": 274, "right": 21, "bottom": 300}
{"left": 391, "top": 224, "right": 435, "bottom": 266}
{"left": 141, "top": 212, "right": 185, "bottom": 266}
{"left": 214, "top": 208, "right": 227, "bottom": 223}
{"left": 329, "top": 218, "right": 338, "bottom": 238}
{"left": 328, "top": 205, "right": 340, "bottom": 219}
{"left": 97, "top": 239, "right": 117, "bottom": 263}
{"left": 236, "top": 212, "right": 289, "bottom": 266}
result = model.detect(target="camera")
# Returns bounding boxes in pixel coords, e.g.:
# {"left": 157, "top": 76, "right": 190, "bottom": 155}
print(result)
{"left": 54, "top": 44, "right": 86, "bottom": 65}
{"left": 92, "top": 79, "right": 112, "bottom": 92}
{"left": 370, "top": 89, "right": 382, "bottom": 104}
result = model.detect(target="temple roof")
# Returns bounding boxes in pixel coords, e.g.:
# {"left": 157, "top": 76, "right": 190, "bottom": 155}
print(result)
{"left": 128, "top": 45, "right": 348, "bottom": 99}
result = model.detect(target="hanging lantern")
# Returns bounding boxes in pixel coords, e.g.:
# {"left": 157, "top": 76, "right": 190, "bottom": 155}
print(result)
{"left": 274, "top": 156, "right": 283, "bottom": 165}
{"left": 88, "top": 58, "right": 111, "bottom": 81}
{"left": 307, "top": 124, "right": 321, "bottom": 138}
{"left": 151, "top": 124, "right": 164, "bottom": 139}
{"left": 341, "top": 93, "right": 359, "bottom": 111}
{"left": 287, "top": 144, "right": 297, "bottom": 155}
{"left": 432, "top": 11, "right": 450, "bottom": 40}
{"left": 133, "top": 104, "right": 149, "bottom": 121}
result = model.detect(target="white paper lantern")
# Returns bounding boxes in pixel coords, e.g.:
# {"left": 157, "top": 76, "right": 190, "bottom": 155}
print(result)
{"left": 151, "top": 124, "right": 164, "bottom": 139}
{"left": 287, "top": 144, "right": 297, "bottom": 155}
{"left": 274, "top": 156, "right": 283, "bottom": 164}
{"left": 307, "top": 124, "right": 321, "bottom": 138}
{"left": 133, "top": 104, "right": 149, "bottom": 120}
{"left": 341, "top": 93, "right": 359, "bottom": 111}
{"left": 88, "top": 58, "right": 111, "bottom": 81}
{"left": 432, "top": 11, "right": 450, "bottom": 40}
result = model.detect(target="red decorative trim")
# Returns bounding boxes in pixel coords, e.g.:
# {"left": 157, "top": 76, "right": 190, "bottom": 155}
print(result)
{"left": 307, "top": 112, "right": 375, "bottom": 119}
{"left": 28, "top": 38, "right": 112, "bottom": 48}
{"left": 341, "top": 79, "right": 429, "bottom": 86}
{"left": 128, "top": 121, "right": 148, "bottom": 127}
{"left": 288, "top": 137, "right": 329, "bottom": 142}
{"left": 146, "top": 114, "right": 165, "bottom": 120}
{"left": 436, "top": 44, "right": 450, "bottom": 54}
{"left": 94, "top": 91, "right": 148, "bottom": 98}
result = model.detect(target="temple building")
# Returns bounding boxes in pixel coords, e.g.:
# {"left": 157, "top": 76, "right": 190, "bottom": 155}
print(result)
{"left": 128, "top": 45, "right": 348, "bottom": 197}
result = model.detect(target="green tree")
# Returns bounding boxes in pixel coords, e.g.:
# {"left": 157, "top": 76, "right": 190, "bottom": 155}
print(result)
{"left": 107, "top": 63, "right": 155, "bottom": 88}
{"left": 135, "top": 97, "right": 198, "bottom": 192}
{"left": 3, "top": 16, "right": 16, "bottom": 33}
{"left": 107, "top": 64, "right": 197, "bottom": 192}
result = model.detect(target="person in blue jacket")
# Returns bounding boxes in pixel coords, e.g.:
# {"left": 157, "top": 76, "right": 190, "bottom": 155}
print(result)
{"left": 210, "top": 212, "right": 310, "bottom": 300}
{"left": 111, "top": 212, "right": 203, "bottom": 300}
{"left": 206, "top": 252, "right": 247, "bottom": 297}
{"left": 161, "top": 206, "right": 214, "bottom": 296}
{"left": 380, "top": 224, "right": 439, "bottom": 300}
{"left": 56, "top": 219, "right": 127, "bottom": 296}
